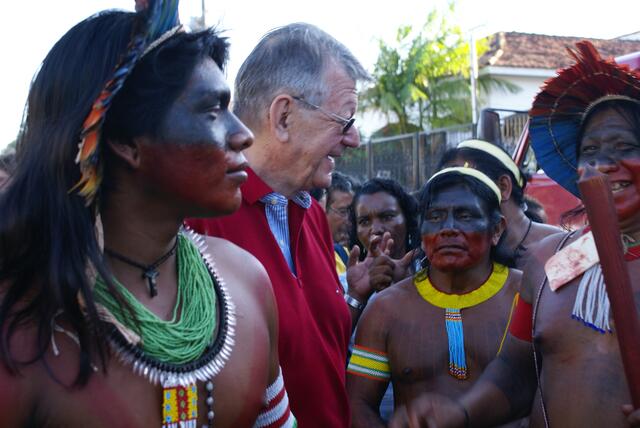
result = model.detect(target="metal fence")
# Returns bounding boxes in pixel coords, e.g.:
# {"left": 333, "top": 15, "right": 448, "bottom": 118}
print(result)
{"left": 336, "top": 112, "right": 528, "bottom": 192}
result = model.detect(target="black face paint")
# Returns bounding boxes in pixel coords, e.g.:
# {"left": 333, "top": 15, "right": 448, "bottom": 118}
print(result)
{"left": 421, "top": 184, "right": 494, "bottom": 271}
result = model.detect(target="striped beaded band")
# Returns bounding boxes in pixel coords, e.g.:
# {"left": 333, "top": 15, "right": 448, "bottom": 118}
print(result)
{"left": 254, "top": 367, "right": 298, "bottom": 428}
{"left": 347, "top": 345, "right": 390, "bottom": 381}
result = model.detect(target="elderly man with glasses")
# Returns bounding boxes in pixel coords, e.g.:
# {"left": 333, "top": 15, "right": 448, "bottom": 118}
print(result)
{"left": 188, "top": 23, "right": 370, "bottom": 428}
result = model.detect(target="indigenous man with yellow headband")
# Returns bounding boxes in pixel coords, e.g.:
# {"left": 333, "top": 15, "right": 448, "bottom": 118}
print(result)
{"left": 439, "top": 139, "right": 561, "bottom": 270}
{"left": 389, "top": 41, "right": 640, "bottom": 428}
{"left": 0, "top": 1, "right": 296, "bottom": 427}
{"left": 347, "top": 166, "right": 520, "bottom": 427}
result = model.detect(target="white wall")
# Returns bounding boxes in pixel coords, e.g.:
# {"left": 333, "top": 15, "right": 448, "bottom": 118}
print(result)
{"left": 478, "top": 66, "right": 556, "bottom": 113}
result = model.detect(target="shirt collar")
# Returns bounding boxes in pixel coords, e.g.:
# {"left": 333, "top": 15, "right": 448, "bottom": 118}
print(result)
{"left": 244, "top": 167, "right": 312, "bottom": 209}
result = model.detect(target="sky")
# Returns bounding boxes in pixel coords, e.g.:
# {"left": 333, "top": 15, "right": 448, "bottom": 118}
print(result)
{"left": 1, "top": 0, "right": 639, "bottom": 150}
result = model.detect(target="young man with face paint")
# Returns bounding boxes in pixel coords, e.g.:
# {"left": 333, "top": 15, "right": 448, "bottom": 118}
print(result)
{"left": 187, "top": 23, "right": 370, "bottom": 428}
{"left": 0, "top": 2, "right": 296, "bottom": 427}
{"left": 347, "top": 167, "right": 520, "bottom": 428}
{"left": 438, "top": 139, "right": 561, "bottom": 270}
{"left": 389, "top": 41, "right": 640, "bottom": 428}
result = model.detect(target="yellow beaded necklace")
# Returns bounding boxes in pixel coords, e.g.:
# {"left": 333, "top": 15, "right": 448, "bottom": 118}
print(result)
{"left": 414, "top": 262, "right": 509, "bottom": 379}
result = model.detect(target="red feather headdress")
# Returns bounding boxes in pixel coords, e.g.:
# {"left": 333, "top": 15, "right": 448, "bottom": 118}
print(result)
{"left": 529, "top": 41, "right": 640, "bottom": 196}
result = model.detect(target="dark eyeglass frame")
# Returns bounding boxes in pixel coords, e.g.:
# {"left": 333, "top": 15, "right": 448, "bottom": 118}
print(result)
{"left": 292, "top": 95, "right": 355, "bottom": 135}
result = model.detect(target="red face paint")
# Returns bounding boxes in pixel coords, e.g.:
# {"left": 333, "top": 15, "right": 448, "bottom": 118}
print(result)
{"left": 139, "top": 142, "right": 246, "bottom": 217}
{"left": 421, "top": 184, "right": 494, "bottom": 272}
{"left": 136, "top": 58, "right": 252, "bottom": 218}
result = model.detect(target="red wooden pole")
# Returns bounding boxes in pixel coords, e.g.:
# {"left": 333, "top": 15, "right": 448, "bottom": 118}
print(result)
{"left": 578, "top": 166, "right": 640, "bottom": 408}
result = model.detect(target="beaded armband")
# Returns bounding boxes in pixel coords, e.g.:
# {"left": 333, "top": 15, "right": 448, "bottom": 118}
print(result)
{"left": 347, "top": 345, "right": 390, "bottom": 381}
{"left": 253, "top": 367, "right": 297, "bottom": 428}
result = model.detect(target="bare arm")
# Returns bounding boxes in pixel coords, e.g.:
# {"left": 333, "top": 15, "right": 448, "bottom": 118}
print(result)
{"left": 347, "top": 297, "right": 393, "bottom": 428}
{"left": 390, "top": 239, "right": 555, "bottom": 428}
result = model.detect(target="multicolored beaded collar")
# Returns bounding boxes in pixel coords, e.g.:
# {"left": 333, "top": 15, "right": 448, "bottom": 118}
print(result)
{"left": 99, "top": 228, "right": 235, "bottom": 427}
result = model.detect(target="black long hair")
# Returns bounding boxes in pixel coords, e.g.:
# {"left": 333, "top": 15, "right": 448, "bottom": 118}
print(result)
{"left": 0, "top": 10, "right": 229, "bottom": 385}
{"left": 417, "top": 172, "right": 514, "bottom": 268}
{"left": 348, "top": 178, "right": 420, "bottom": 258}
{"left": 438, "top": 145, "right": 527, "bottom": 207}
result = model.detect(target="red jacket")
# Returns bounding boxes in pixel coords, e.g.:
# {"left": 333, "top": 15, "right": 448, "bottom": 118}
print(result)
{"left": 187, "top": 168, "right": 351, "bottom": 428}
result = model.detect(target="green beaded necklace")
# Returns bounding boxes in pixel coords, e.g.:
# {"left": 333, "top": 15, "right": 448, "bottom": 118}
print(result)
{"left": 94, "top": 233, "right": 217, "bottom": 364}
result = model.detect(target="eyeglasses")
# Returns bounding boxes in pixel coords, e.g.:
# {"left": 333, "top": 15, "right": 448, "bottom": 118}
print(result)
{"left": 327, "top": 206, "right": 351, "bottom": 217}
{"left": 292, "top": 95, "right": 356, "bottom": 135}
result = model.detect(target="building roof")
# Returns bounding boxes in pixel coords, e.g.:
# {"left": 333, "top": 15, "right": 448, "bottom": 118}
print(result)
{"left": 480, "top": 32, "right": 640, "bottom": 69}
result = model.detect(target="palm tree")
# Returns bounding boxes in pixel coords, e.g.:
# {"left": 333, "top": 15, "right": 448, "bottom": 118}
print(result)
{"left": 362, "top": 4, "right": 518, "bottom": 134}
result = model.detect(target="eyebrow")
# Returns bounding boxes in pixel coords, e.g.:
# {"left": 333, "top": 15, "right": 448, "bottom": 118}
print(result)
{"left": 193, "top": 88, "right": 231, "bottom": 104}
{"left": 427, "top": 203, "right": 482, "bottom": 212}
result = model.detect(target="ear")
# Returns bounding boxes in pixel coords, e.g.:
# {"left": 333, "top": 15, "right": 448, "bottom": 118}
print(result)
{"left": 497, "top": 174, "right": 513, "bottom": 202}
{"left": 268, "top": 94, "right": 294, "bottom": 143}
{"left": 491, "top": 215, "right": 507, "bottom": 246}
{"left": 106, "top": 137, "right": 143, "bottom": 169}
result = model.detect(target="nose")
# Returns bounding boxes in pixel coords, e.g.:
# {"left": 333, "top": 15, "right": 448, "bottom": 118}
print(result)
{"left": 228, "top": 115, "right": 254, "bottom": 152}
{"left": 342, "top": 124, "right": 360, "bottom": 148}
{"left": 441, "top": 214, "right": 457, "bottom": 233}
{"left": 370, "top": 218, "right": 385, "bottom": 236}
{"left": 589, "top": 153, "right": 619, "bottom": 174}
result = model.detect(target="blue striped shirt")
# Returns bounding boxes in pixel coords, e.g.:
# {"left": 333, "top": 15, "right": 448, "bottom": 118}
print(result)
{"left": 260, "top": 191, "right": 312, "bottom": 275}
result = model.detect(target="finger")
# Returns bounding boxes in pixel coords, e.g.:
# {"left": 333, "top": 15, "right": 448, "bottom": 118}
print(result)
{"left": 369, "top": 254, "right": 394, "bottom": 268}
{"left": 389, "top": 406, "right": 409, "bottom": 428}
{"left": 369, "top": 235, "right": 382, "bottom": 258}
{"left": 379, "top": 232, "right": 392, "bottom": 254}
{"left": 384, "top": 238, "right": 394, "bottom": 256}
{"left": 622, "top": 404, "right": 640, "bottom": 426}
{"left": 347, "top": 246, "right": 361, "bottom": 268}
{"left": 399, "top": 249, "right": 416, "bottom": 267}
{"left": 370, "top": 274, "right": 393, "bottom": 291}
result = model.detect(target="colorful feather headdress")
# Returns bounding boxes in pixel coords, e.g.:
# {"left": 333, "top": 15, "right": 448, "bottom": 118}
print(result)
{"left": 529, "top": 41, "right": 640, "bottom": 197}
{"left": 70, "top": 0, "right": 181, "bottom": 206}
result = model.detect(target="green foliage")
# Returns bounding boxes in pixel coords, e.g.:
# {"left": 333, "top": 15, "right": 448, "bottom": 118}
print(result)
{"left": 362, "top": 2, "right": 518, "bottom": 134}
{"left": 3, "top": 140, "right": 16, "bottom": 155}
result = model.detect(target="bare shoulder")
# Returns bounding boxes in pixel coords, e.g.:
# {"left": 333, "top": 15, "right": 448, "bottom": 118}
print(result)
{"left": 199, "top": 236, "right": 275, "bottom": 318}
{"left": 530, "top": 222, "right": 563, "bottom": 241}
{"left": 201, "top": 236, "right": 270, "bottom": 290}
{"left": 520, "top": 230, "right": 577, "bottom": 303}
{"left": 366, "top": 276, "right": 415, "bottom": 315}
{"left": 506, "top": 267, "right": 523, "bottom": 294}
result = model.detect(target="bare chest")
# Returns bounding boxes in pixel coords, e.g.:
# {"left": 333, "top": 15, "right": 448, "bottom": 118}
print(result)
{"left": 387, "top": 289, "right": 515, "bottom": 396}
{"left": 533, "top": 260, "right": 640, "bottom": 426}
{"left": 24, "top": 315, "right": 271, "bottom": 427}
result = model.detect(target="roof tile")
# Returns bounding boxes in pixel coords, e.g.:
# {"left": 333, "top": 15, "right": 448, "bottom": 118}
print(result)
{"left": 480, "top": 32, "right": 640, "bottom": 69}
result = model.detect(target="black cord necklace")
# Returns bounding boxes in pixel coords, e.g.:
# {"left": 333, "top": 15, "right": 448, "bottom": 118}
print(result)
{"left": 514, "top": 218, "right": 533, "bottom": 261}
{"left": 104, "top": 237, "right": 178, "bottom": 298}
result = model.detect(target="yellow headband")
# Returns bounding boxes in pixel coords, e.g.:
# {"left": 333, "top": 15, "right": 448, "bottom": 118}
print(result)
{"left": 457, "top": 139, "right": 524, "bottom": 187}
{"left": 428, "top": 166, "right": 502, "bottom": 202}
